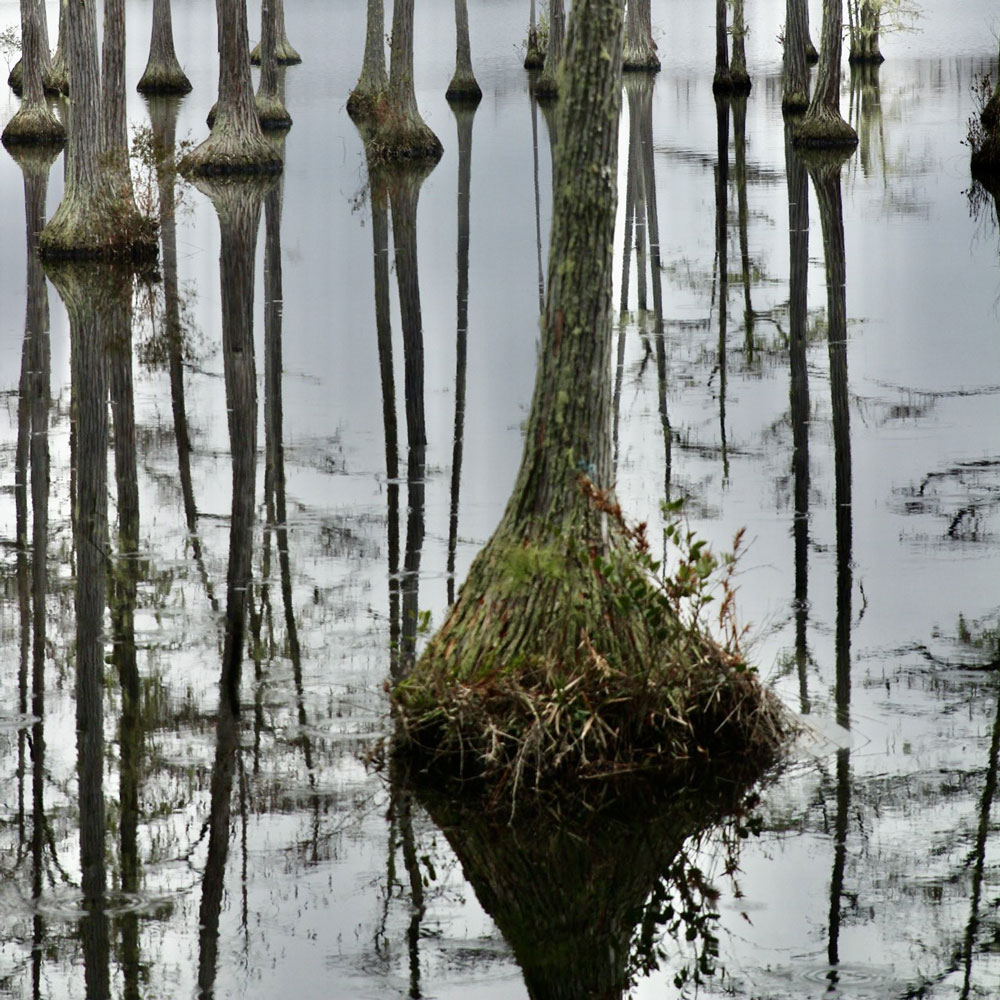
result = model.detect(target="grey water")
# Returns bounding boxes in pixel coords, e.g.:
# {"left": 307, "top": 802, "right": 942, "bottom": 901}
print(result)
{"left": 1, "top": 0, "right": 1000, "bottom": 996}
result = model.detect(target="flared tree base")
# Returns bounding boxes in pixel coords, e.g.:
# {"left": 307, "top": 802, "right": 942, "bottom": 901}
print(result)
{"left": 250, "top": 38, "right": 301, "bottom": 65}
{"left": 179, "top": 127, "right": 284, "bottom": 176}
{"left": 623, "top": 49, "right": 661, "bottom": 72}
{"left": 346, "top": 86, "right": 384, "bottom": 121}
{"left": 137, "top": 60, "right": 193, "bottom": 95}
{"left": 393, "top": 495, "right": 792, "bottom": 798}
{"left": 39, "top": 195, "right": 158, "bottom": 262}
{"left": 256, "top": 93, "right": 293, "bottom": 131}
{"left": 712, "top": 68, "right": 733, "bottom": 94}
{"left": 8, "top": 58, "right": 22, "bottom": 96}
{"left": 849, "top": 48, "right": 884, "bottom": 65}
{"left": 805, "top": 40, "right": 819, "bottom": 63}
{"left": 44, "top": 64, "right": 68, "bottom": 96}
{"left": 782, "top": 88, "right": 810, "bottom": 114}
{"left": 445, "top": 73, "right": 483, "bottom": 104}
{"left": 368, "top": 107, "right": 443, "bottom": 164}
{"left": 2, "top": 103, "right": 66, "bottom": 147}
{"left": 534, "top": 71, "right": 560, "bottom": 101}
{"left": 982, "top": 92, "right": 1000, "bottom": 130}
{"left": 793, "top": 110, "right": 859, "bottom": 149}
{"left": 728, "top": 67, "right": 752, "bottom": 94}
{"left": 524, "top": 47, "right": 544, "bottom": 69}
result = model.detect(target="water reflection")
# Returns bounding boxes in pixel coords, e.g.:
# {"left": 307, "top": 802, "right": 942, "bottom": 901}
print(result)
{"left": 190, "top": 172, "right": 268, "bottom": 998}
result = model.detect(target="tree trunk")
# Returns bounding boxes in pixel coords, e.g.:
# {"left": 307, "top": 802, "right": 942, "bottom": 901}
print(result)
{"left": 623, "top": 0, "right": 659, "bottom": 72}
{"left": 369, "top": 0, "right": 442, "bottom": 161}
{"left": 179, "top": 0, "right": 283, "bottom": 175}
{"left": 794, "top": 0, "right": 858, "bottom": 148}
{"left": 250, "top": 0, "right": 300, "bottom": 63}
{"left": 257, "top": 0, "right": 293, "bottom": 128}
{"left": 138, "top": 0, "right": 192, "bottom": 93}
{"left": 446, "top": 0, "right": 482, "bottom": 102}
{"left": 39, "top": 0, "right": 157, "bottom": 258}
{"left": 102, "top": 0, "right": 138, "bottom": 202}
{"left": 2, "top": 0, "right": 65, "bottom": 144}
{"left": 347, "top": 0, "right": 387, "bottom": 119}
{"left": 729, "top": 0, "right": 751, "bottom": 92}
{"left": 782, "top": 0, "right": 810, "bottom": 112}
{"left": 713, "top": 0, "right": 731, "bottom": 93}
{"left": 534, "top": 0, "right": 565, "bottom": 98}
{"left": 524, "top": 0, "right": 543, "bottom": 68}
{"left": 46, "top": 0, "right": 69, "bottom": 93}
{"left": 394, "top": 0, "right": 789, "bottom": 787}
{"left": 848, "top": 0, "right": 884, "bottom": 64}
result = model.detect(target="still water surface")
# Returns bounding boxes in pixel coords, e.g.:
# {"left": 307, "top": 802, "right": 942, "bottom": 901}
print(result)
{"left": 1, "top": 0, "right": 1000, "bottom": 996}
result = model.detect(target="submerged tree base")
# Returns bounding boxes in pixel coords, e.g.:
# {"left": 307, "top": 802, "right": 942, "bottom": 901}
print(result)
{"left": 38, "top": 196, "right": 158, "bottom": 262}
{"left": 445, "top": 73, "right": 483, "bottom": 104}
{"left": 393, "top": 483, "right": 793, "bottom": 800}
{"left": 782, "top": 89, "right": 810, "bottom": 115}
{"left": 137, "top": 60, "right": 193, "bottom": 95}
{"left": 623, "top": 51, "right": 661, "bottom": 73}
{"left": 179, "top": 128, "right": 284, "bottom": 176}
{"left": 971, "top": 133, "right": 1000, "bottom": 184}
{"left": 256, "top": 94, "right": 293, "bottom": 131}
{"left": 793, "top": 112, "right": 859, "bottom": 149}
{"left": 2, "top": 104, "right": 66, "bottom": 147}
{"left": 367, "top": 105, "right": 443, "bottom": 164}
{"left": 346, "top": 88, "right": 384, "bottom": 121}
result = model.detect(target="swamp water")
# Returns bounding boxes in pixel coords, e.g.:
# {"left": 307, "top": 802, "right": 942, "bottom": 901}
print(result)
{"left": 1, "top": 0, "right": 1000, "bottom": 996}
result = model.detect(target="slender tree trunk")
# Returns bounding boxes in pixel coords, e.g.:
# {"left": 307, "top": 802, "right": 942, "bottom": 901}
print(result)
{"left": 257, "top": 0, "right": 293, "bottom": 128}
{"left": 347, "top": 0, "right": 387, "bottom": 119}
{"left": 138, "top": 0, "right": 191, "bottom": 93}
{"left": 712, "top": 0, "right": 732, "bottom": 92}
{"left": 848, "top": 0, "right": 884, "bottom": 64}
{"left": 446, "top": 0, "right": 482, "bottom": 102}
{"left": 715, "top": 95, "right": 730, "bottom": 480}
{"left": 2, "top": 0, "right": 65, "bottom": 144}
{"left": 729, "top": 0, "right": 751, "bottom": 92}
{"left": 782, "top": 0, "right": 810, "bottom": 112}
{"left": 179, "top": 0, "right": 283, "bottom": 175}
{"left": 623, "top": 0, "right": 659, "bottom": 72}
{"left": 46, "top": 0, "right": 70, "bottom": 93}
{"left": 534, "top": 0, "right": 565, "bottom": 98}
{"left": 369, "top": 0, "right": 442, "bottom": 161}
{"left": 250, "top": 0, "right": 300, "bottom": 63}
{"left": 524, "top": 0, "right": 543, "bottom": 68}
{"left": 102, "top": 0, "right": 138, "bottom": 204}
{"left": 794, "top": 0, "right": 858, "bottom": 148}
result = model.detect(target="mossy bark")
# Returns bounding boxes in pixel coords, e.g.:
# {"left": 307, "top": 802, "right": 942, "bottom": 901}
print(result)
{"left": 249, "top": 0, "right": 300, "bottom": 64}
{"left": 793, "top": 0, "right": 857, "bottom": 149}
{"left": 534, "top": 0, "right": 565, "bottom": 99}
{"left": 3, "top": 0, "right": 65, "bottom": 146}
{"left": 347, "top": 0, "right": 387, "bottom": 120}
{"left": 524, "top": 0, "right": 544, "bottom": 69}
{"left": 729, "top": 0, "right": 751, "bottom": 93}
{"left": 712, "top": 0, "right": 731, "bottom": 93}
{"left": 179, "top": 0, "right": 282, "bottom": 175}
{"left": 137, "top": 0, "right": 191, "bottom": 94}
{"left": 622, "top": 0, "right": 659, "bottom": 72}
{"left": 256, "top": 0, "right": 292, "bottom": 129}
{"left": 46, "top": 0, "right": 69, "bottom": 94}
{"left": 782, "top": 0, "right": 810, "bottom": 113}
{"left": 368, "top": 0, "right": 442, "bottom": 162}
{"left": 446, "top": 0, "right": 482, "bottom": 103}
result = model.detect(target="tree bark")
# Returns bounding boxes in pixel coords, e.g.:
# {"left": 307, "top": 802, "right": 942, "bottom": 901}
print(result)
{"left": 782, "top": 0, "right": 810, "bottom": 113}
{"left": 446, "top": 0, "right": 482, "bottom": 102}
{"left": 250, "top": 0, "right": 300, "bottom": 63}
{"left": 256, "top": 0, "right": 293, "bottom": 128}
{"left": 369, "top": 0, "right": 442, "bottom": 161}
{"left": 138, "top": 0, "right": 192, "bottom": 93}
{"left": 793, "top": 0, "right": 858, "bottom": 148}
{"left": 524, "top": 0, "right": 543, "bottom": 68}
{"left": 534, "top": 0, "right": 565, "bottom": 98}
{"left": 347, "top": 0, "right": 387, "bottom": 119}
{"left": 179, "top": 0, "right": 283, "bottom": 175}
{"left": 848, "top": 1, "right": 884, "bottom": 64}
{"left": 623, "top": 0, "right": 659, "bottom": 72}
{"left": 102, "top": 0, "right": 138, "bottom": 201}
{"left": 39, "top": 0, "right": 156, "bottom": 258}
{"left": 2, "top": 0, "right": 65, "bottom": 145}
{"left": 45, "top": 0, "right": 69, "bottom": 93}
{"left": 729, "top": 0, "right": 751, "bottom": 92}
{"left": 712, "top": 0, "right": 731, "bottom": 93}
